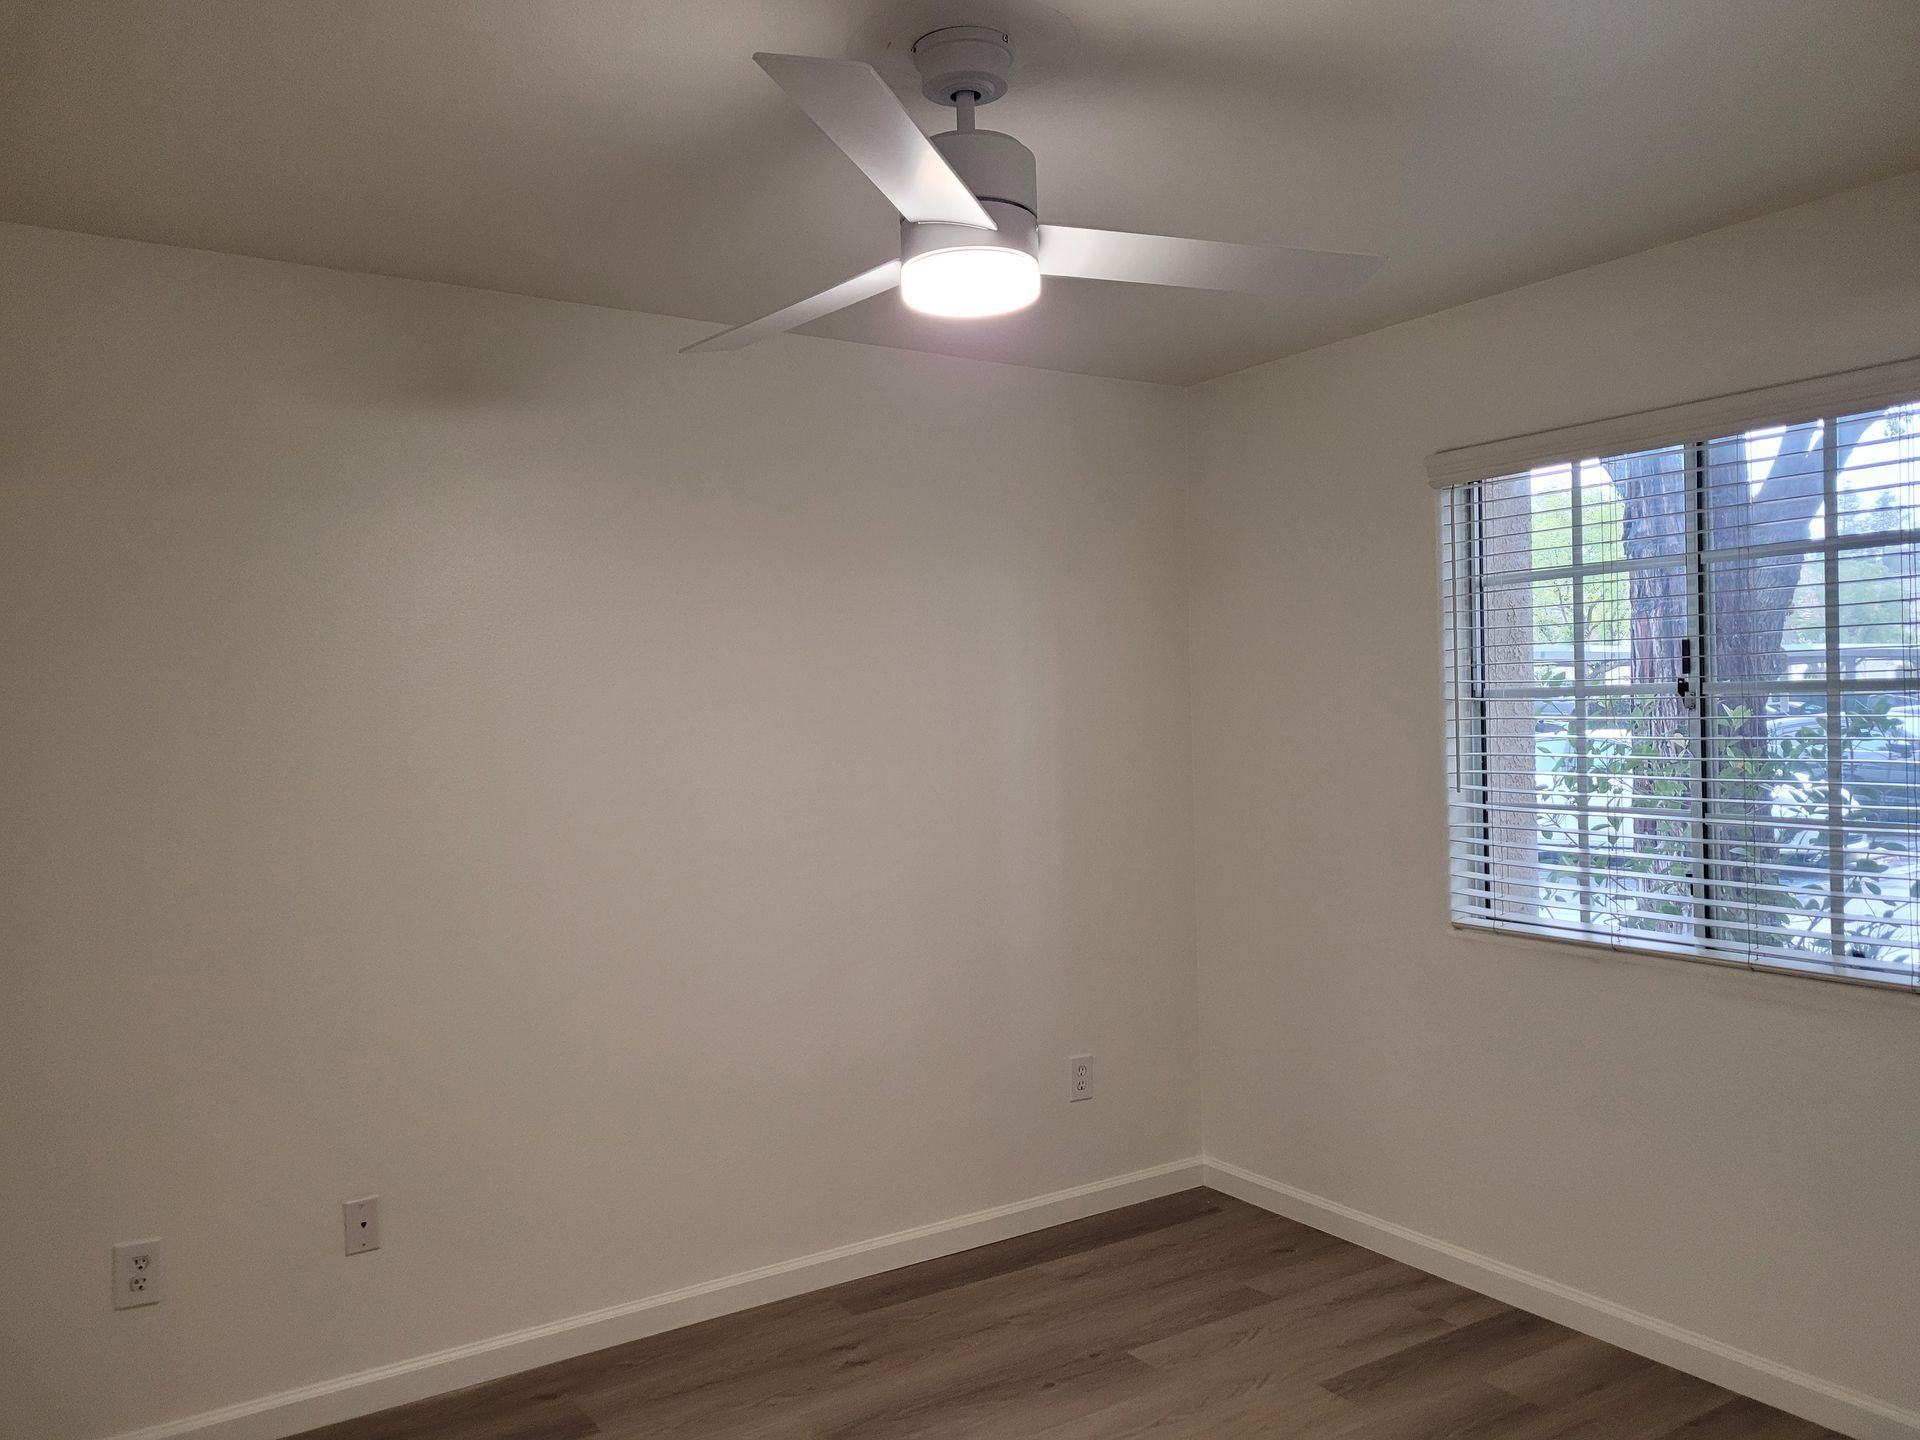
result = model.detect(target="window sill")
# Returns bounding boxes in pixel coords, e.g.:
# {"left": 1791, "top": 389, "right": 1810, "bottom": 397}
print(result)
{"left": 1450, "top": 918, "right": 1920, "bottom": 996}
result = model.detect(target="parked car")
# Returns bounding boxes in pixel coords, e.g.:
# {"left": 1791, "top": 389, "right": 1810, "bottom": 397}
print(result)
{"left": 1765, "top": 709, "right": 1919, "bottom": 827}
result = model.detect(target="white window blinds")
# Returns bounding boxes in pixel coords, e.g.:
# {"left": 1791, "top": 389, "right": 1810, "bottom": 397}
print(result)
{"left": 1440, "top": 372, "right": 1920, "bottom": 989}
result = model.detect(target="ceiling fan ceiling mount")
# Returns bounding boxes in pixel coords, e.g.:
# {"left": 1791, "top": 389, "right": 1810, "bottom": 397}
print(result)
{"left": 910, "top": 24, "right": 1013, "bottom": 107}
{"left": 847, "top": 1, "right": 1089, "bottom": 99}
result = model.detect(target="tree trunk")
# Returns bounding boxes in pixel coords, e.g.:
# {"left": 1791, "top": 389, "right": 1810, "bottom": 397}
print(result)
{"left": 1607, "top": 421, "right": 1865, "bottom": 950}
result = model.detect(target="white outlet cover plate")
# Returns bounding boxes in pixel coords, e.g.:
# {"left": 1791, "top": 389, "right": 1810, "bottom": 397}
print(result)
{"left": 342, "top": 1196, "right": 381, "bottom": 1255}
{"left": 112, "top": 1237, "right": 161, "bottom": 1309}
{"left": 1069, "top": 1053, "right": 1093, "bottom": 1101}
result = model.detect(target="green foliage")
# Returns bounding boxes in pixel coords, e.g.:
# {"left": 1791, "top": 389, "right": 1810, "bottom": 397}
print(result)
{"left": 1533, "top": 695, "right": 1915, "bottom": 964}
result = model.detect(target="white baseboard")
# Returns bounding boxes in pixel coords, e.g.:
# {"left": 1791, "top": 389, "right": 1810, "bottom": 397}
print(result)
{"left": 105, "top": 1154, "right": 1916, "bottom": 1440}
{"left": 106, "top": 1157, "right": 1204, "bottom": 1440}
{"left": 1202, "top": 1156, "right": 1920, "bottom": 1440}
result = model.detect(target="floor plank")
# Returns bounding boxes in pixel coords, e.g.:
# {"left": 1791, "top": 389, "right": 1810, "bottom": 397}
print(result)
{"left": 1486, "top": 1333, "right": 1654, "bottom": 1407}
{"left": 1331, "top": 1379, "right": 1543, "bottom": 1440}
{"left": 829, "top": 1188, "right": 1223, "bottom": 1314}
{"left": 1319, "top": 1307, "right": 1570, "bottom": 1406}
{"left": 1653, "top": 1394, "right": 1838, "bottom": 1440}
{"left": 291, "top": 1188, "right": 1845, "bottom": 1440}
{"left": 296, "top": 1390, "right": 598, "bottom": 1440}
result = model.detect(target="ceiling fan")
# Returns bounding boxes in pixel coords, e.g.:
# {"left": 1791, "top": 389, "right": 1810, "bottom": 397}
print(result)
{"left": 683, "top": 25, "right": 1384, "bottom": 352}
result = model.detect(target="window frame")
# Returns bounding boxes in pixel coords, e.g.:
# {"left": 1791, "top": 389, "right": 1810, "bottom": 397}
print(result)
{"left": 1441, "top": 414, "right": 1920, "bottom": 993}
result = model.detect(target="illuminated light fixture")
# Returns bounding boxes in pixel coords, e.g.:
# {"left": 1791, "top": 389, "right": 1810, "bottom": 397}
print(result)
{"left": 900, "top": 244, "right": 1041, "bottom": 317}
{"left": 896, "top": 120, "right": 1043, "bottom": 322}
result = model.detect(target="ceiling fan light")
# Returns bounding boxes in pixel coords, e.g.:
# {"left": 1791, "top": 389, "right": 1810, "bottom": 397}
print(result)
{"left": 900, "top": 247, "right": 1041, "bottom": 318}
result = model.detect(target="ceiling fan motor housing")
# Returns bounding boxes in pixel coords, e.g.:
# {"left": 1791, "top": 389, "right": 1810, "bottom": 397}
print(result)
{"left": 930, "top": 129, "right": 1035, "bottom": 214}
{"left": 903, "top": 128, "right": 1038, "bottom": 266}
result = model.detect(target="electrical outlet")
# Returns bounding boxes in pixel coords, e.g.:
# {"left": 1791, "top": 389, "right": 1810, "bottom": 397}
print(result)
{"left": 112, "top": 1238, "right": 161, "bottom": 1309}
{"left": 342, "top": 1196, "right": 381, "bottom": 1255}
{"left": 1069, "top": 1053, "right": 1093, "bottom": 1102}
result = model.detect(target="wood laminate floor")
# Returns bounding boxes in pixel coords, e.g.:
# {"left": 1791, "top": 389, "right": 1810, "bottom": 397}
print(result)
{"left": 296, "top": 1188, "right": 1840, "bottom": 1440}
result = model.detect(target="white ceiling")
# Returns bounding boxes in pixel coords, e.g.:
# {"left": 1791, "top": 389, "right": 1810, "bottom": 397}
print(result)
{"left": 3, "top": 0, "right": 1918, "bottom": 385}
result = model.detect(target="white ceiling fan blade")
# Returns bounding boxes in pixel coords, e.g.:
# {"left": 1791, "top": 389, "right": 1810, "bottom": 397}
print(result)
{"left": 1038, "top": 225, "right": 1383, "bottom": 295}
{"left": 681, "top": 260, "right": 903, "bottom": 353}
{"left": 754, "top": 54, "right": 993, "bottom": 229}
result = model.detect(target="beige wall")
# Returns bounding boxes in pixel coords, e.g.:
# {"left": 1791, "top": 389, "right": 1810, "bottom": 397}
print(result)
{"left": 1189, "top": 171, "right": 1920, "bottom": 1414}
{"left": 0, "top": 223, "right": 1198, "bottom": 1440}
{"left": 8, "top": 168, "right": 1920, "bottom": 1440}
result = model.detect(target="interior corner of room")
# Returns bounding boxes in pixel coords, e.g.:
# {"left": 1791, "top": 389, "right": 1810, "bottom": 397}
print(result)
{"left": 2, "top": 5, "right": 1918, "bottom": 1440}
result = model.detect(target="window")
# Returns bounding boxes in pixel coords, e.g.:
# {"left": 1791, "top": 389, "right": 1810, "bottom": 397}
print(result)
{"left": 1441, "top": 393, "right": 1920, "bottom": 988}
